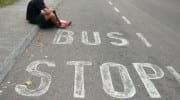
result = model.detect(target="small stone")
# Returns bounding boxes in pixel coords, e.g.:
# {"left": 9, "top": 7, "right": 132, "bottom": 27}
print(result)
{"left": 44, "top": 56, "right": 48, "bottom": 58}
{"left": 7, "top": 82, "right": 11, "bottom": 84}
{"left": 25, "top": 50, "right": 28, "bottom": 53}
{"left": 32, "top": 64, "right": 36, "bottom": 70}
{"left": 31, "top": 54, "right": 34, "bottom": 57}
{"left": 7, "top": 83, "right": 15, "bottom": 87}
{"left": 36, "top": 43, "right": 44, "bottom": 48}
{"left": 0, "top": 84, "right": 4, "bottom": 87}
{"left": 2, "top": 86, "right": 7, "bottom": 89}
{"left": 25, "top": 80, "right": 32, "bottom": 86}
{"left": 0, "top": 90, "right": 3, "bottom": 94}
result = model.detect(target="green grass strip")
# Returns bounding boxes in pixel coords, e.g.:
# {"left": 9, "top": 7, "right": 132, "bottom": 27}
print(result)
{"left": 0, "top": 0, "right": 19, "bottom": 7}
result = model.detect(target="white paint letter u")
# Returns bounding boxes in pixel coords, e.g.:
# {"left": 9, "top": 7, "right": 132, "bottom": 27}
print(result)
{"left": 82, "top": 31, "right": 101, "bottom": 45}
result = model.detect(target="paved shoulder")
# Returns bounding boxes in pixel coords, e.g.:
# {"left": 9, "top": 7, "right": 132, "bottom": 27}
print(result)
{"left": 0, "top": 0, "right": 62, "bottom": 83}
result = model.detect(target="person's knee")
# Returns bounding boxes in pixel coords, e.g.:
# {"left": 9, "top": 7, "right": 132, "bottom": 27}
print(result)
{"left": 44, "top": 13, "right": 55, "bottom": 20}
{"left": 49, "top": 13, "right": 55, "bottom": 18}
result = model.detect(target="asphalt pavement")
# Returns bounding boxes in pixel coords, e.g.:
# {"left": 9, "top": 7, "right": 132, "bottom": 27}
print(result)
{"left": 0, "top": 0, "right": 62, "bottom": 83}
{"left": 0, "top": 0, "right": 180, "bottom": 100}
{"left": 129, "top": 0, "right": 180, "bottom": 34}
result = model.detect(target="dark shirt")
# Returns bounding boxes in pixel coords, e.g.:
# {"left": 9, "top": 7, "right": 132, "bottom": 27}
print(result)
{"left": 26, "top": 0, "right": 46, "bottom": 23}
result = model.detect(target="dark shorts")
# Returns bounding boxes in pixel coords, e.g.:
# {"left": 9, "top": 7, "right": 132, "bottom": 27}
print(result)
{"left": 30, "top": 14, "right": 55, "bottom": 29}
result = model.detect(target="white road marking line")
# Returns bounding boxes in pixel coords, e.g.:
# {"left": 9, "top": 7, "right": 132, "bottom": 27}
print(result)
{"left": 167, "top": 66, "right": 180, "bottom": 84}
{"left": 108, "top": 1, "right": 113, "bottom": 5}
{"left": 114, "top": 7, "right": 120, "bottom": 13}
{"left": 136, "top": 33, "right": 152, "bottom": 47}
{"left": 122, "top": 16, "right": 131, "bottom": 24}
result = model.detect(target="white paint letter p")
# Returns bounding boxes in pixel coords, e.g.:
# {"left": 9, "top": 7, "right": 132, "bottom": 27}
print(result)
{"left": 133, "top": 63, "right": 164, "bottom": 98}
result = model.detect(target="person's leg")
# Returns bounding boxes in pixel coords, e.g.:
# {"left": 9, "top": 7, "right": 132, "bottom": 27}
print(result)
{"left": 44, "top": 12, "right": 59, "bottom": 25}
{"left": 36, "top": 13, "right": 56, "bottom": 28}
{"left": 53, "top": 11, "right": 72, "bottom": 27}
{"left": 43, "top": 10, "right": 72, "bottom": 28}
{"left": 53, "top": 11, "right": 60, "bottom": 22}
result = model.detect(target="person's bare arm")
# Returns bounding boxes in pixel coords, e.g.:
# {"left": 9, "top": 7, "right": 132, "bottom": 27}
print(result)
{"left": 43, "top": 7, "right": 54, "bottom": 15}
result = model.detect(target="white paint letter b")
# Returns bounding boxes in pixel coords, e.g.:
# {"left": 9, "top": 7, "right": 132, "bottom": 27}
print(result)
{"left": 53, "top": 30, "right": 74, "bottom": 44}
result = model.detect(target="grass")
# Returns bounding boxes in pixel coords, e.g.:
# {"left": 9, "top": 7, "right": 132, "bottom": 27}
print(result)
{"left": 0, "top": 0, "right": 19, "bottom": 7}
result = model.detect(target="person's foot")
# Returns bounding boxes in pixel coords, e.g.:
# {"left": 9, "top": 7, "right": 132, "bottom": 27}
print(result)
{"left": 55, "top": 24, "right": 65, "bottom": 29}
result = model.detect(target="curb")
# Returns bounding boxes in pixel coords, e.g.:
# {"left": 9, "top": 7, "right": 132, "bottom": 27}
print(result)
{"left": 0, "top": 0, "right": 62, "bottom": 83}
{"left": 0, "top": 26, "right": 39, "bottom": 83}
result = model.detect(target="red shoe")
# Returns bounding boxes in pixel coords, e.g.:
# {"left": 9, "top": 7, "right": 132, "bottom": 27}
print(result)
{"left": 58, "top": 20, "right": 72, "bottom": 29}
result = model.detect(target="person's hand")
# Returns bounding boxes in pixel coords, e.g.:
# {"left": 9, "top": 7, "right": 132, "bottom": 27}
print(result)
{"left": 43, "top": 8, "right": 52, "bottom": 15}
{"left": 48, "top": 8, "right": 55, "bottom": 12}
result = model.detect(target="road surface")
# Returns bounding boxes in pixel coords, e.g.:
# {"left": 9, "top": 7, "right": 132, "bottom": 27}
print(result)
{"left": 0, "top": 0, "right": 180, "bottom": 100}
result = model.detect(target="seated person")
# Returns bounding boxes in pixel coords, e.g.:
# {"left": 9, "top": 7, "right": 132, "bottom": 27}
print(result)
{"left": 26, "top": 0, "right": 71, "bottom": 28}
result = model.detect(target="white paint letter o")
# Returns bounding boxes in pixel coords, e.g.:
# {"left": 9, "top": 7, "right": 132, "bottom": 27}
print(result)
{"left": 100, "top": 62, "right": 136, "bottom": 98}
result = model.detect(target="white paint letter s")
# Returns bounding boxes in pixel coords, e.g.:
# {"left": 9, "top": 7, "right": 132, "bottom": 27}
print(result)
{"left": 15, "top": 60, "right": 56, "bottom": 96}
{"left": 107, "top": 32, "right": 129, "bottom": 46}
